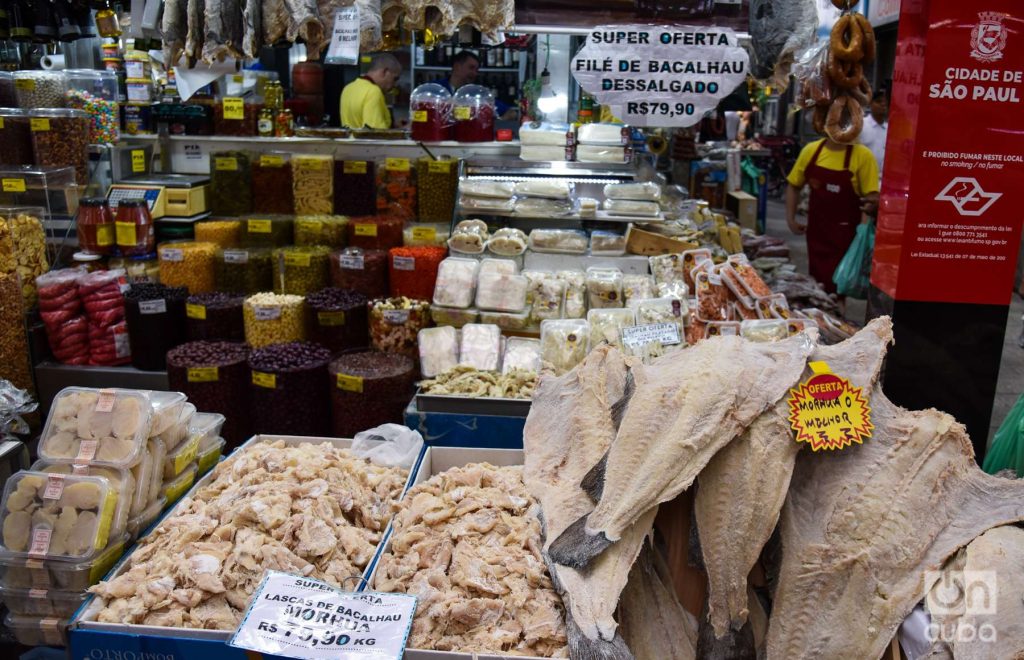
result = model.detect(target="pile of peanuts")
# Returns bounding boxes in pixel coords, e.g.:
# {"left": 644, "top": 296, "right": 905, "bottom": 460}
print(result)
{"left": 242, "top": 292, "right": 305, "bottom": 348}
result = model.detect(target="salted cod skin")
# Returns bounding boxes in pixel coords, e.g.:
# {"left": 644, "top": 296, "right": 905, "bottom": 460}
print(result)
{"left": 749, "top": 0, "right": 818, "bottom": 85}
{"left": 242, "top": 0, "right": 262, "bottom": 58}
{"left": 926, "top": 524, "right": 1024, "bottom": 660}
{"left": 202, "top": 0, "right": 245, "bottom": 62}
{"left": 524, "top": 344, "right": 655, "bottom": 655}
{"left": 695, "top": 317, "right": 894, "bottom": 638}
{"left": 185, "top": 0, "right": 205, "bottom": 65}
{"left": 767, "top": 388, "right": 1024, "bottom": 659}
{"left": 547, "top": 331, "right": 816, "bottom": 569}
{"left": 161, "top": 0, "right": 188, "bottom": 67}
{"left": 616, "top": 543, "right": 697, "bottom": 660}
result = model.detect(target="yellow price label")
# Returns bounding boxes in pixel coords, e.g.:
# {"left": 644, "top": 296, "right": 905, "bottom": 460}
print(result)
{"left": 1, "top": 179, "right": 26, "bottom": 193}
{"left": 787, "top": 361, "right": 873, "bottom": 452}
{"left": 428, "top": 160, "right": 453, "bottom": 174}
{"left": 318, "top": 310, "right": 346, "bottom": 326}
{"left": 260, "top": 155, "right": 285, "bottom": 167}
{"left": 232, "top": 74, "right": 244, "bottom": 83}
{"left": 454, "top": 106, "right": 471, "bottom": 120}
{"left": 186, "top": 303, "right": 207, "bottom": 320}
{"left": 222, "top": 97, "right": 245, "bottom": 120}
{"left": 115, "top": 221, "right": 137, "bottom": 245}
{"left": 15, "top": 78, "right": 34, "bottom": 91}
{"left": 336, "top": 373, "right": 364, "bottom": 393}
{"left": 252, "top": 371, "right": 276, "bottom": 388}
{"left": 343, "top": 161, "right": 367, "bottom": 174}
{"left": 187, "top": 366, "right": 218, "bottom": 382}
{"left": 385, "top": 157, "right": 410, "bottom": 172}
{"left": 354, "top": 223, "right": 377, "bottom": 237}
{"left": 130, "top": 149, "right": 146, "bottom": 173}
{"left": 0, "top": 118, "right": 4, "bottom": 130}
{"left": 95, "top": 224, "right": 114, "bottom": 246}
{"left": 30, "top": 118, "right": 50, "bottom": 131}
{"left": 215, "top": 157, "right": 238, "bottom": 171}
{"left": 412, "top": 110, "right": 428, "bottom": 123}
{"left": 360, "top": 55, "right": 371, "bottom": 63}
{"left": 165, "top": 473, "right": 194, "bottom": 503}
{"left": 173, "top": 436, "right": 200, "bottom": 473}
{"left": 248, "top": 219, "right": 272, "bottom": 233}
{"left": 284, "top": 252, "right": 311, "bottom": 267}
{"left": 411, "top": 226, "right": 436, "bottom": 242}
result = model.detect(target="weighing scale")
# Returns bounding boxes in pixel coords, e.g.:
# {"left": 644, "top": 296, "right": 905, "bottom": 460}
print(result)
{"left": 107, "top": 174, "right": 209, "bottom": 220}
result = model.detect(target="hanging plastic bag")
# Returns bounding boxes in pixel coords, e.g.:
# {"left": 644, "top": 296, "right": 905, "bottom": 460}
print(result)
{"left": 0, "top": 378, "right": 37, "bottom": 440}
{"left": 982, "top": 393, "right": 1024, "bottom": 477}
{"left": 351, "top": 423, "right": 424, "bottom": 470}
{"left": 833, "top": 220, "right": 874, "bottom": 299}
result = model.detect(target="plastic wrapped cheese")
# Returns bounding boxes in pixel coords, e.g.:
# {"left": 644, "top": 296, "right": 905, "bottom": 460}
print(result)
{"left": 514, "top": 198, "right": 574, "bottom": 217}
{"left": 577, "top": 145, "right": 628, "bottom": 163}
{"left": 459, "top": 196, "right": 516, "bottom": 213}
{"left": 557, "top": 270, "right": 587, "bottom": 319}
{"left": 502, "top": 337, "right": 541, "bottom": 374}
{"left": 590, "top": 231, "right": 626, "bottom": 256}
{"left": 623, "top": 274, "right": 658, "bottom": 305}
{"left": 603, "top": 181, "right": 662, "bottom": 201}
{"left": 433, "top": 258, "right": 480, "bottom": 309}
{"left": 740, "top": 319, "right": 790, "bottom": 343}
{"left": 459, "top": 180, "right": 516, "bottom": 198}
{"left": 418, "top": 326, "right": 460, "bottom": 378}
{"left": 486, "top": 228, "right": 528, "bottom": 257}
{"left": 577, "top": 122, "right": 629, "bottom": 145}
{"left": 529, "top": 229, "right": 588, "bottom": 254}
{"left": 587, "top": 308, "right": 636, "bottom": 349}
{"left": 431, "top": 306, "right": 478, "bottom": 328}
{"left": 479, "top": 309, "right": 532, "bottom": 332}
{"left": 528, "top": 272, "right": 566, "bottom": 321}
{"left": 586, "top": 267, "right": 625, "bottom": 309}
{"left": 519, "top": 122, "right": 574, "bottom": 146}
{"left": 604, "top": 198, "right": 660, "bottom": 217}
{"left": 459, "top": 324, "right": 502, "bottom": 371}
{"left": 514, "top": 180, "right": 573, "bottom": 199}
{"left": 475, "top": 272, "right": 528, "bottom": 312}
{"left": 540, "top": 319, "right": 589, "bottom": 375}
{"left": 447, "top": 219, "right": 490, "bottom": 255}
{"left": 479, "top": 258, "right": 519, "bottom": 277}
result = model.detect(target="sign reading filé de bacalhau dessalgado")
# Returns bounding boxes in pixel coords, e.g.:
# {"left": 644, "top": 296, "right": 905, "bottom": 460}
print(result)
{"left": 571, "top": 26, "right": 749, "bottom": 128}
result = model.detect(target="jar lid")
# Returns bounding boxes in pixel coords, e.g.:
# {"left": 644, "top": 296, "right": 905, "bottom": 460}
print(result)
{"left": 79, "top": 197, "right": 110, "bottom": 207}
{"left": 411, "top": 82, "right": 453, "bottom": 101}
{"left": 124, "top": 51, "right": 151, "bottom": 61}
{"left": 453, "top": 84, "right": 495, "bottom": 104}
{"left": 72, "top": 251, "right": 103, "bottom": 262}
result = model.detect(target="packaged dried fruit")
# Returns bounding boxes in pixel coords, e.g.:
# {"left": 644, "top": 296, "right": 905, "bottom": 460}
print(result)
{"left": 369, "top": 298, "right": 431, "bottom": 359}
{"left": 694, "top": 270, "right": 730, "bottom": 323}
{"left": 681, "top": 248, "right": 713, "bottom": 289}
{"left": 38, "top": 388, "right": 153, "bottom": 467}
{"left": 376, "top": 158, "right": 416, "bottom": 221}
{"left": 29, "top": 461, "right": 133, "bottom": 541}
{"left": 726, "top": 253, "right": 773, "bottom": 298}
{"left": 0, "top": 471, "right": 118, "bottom": 561}
{"left": 540, "top": 319, "right": 589, "bottom": 376}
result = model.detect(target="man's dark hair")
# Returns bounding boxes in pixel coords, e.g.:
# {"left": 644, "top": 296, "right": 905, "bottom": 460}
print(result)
{"left": 452, "top": 50, "right": 480, "bottom": 67}
{"left": 872, "top": 91, "right": 887, "bottom": 102}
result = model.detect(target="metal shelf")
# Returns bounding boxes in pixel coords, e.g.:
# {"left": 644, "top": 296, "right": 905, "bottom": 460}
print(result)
{"left": 415, "top": 66, "right": 519, "bottom": 72}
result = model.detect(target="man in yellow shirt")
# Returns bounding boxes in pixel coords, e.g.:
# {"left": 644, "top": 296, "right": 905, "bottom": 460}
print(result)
{"left": 340, "top": 53, "right": 402, "bottom": 129}
{"left": 786, "top": 137, "right": 880, "bottom": 295}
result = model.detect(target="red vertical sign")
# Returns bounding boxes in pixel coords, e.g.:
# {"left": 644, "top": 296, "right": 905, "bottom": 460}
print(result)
{"left": 872, "top": 1, "right": 1024, "bottom": 305}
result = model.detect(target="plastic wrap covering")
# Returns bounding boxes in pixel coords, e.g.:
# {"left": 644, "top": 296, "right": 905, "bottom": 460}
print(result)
{"left": 430, "top": 306, "right": 478, "bottom": 328}
{"left": 623, "top": 274, "right": 658, "bottom": 305}
{"left": 459, "top": 324, "right": 502, "bottom": 372}
{"left": 557, "top": 270, "right": 586, "bottom": 319}
{"left": 540, "top": 319, "right": 589, "bottom": 376}
{"left": 502, "top": 337, "right": 541, "bottom": 374}
{"left": 433, "top": 258, "right": 479, "bottom": 309}
{"left": 587, "top": 308, "right": 636, "bottom": 349}
{"left": 590, "top": 230, "right": 626, "bottom": 256}
{"left": 604, "top": 198, "right": 660, "bottom": 217}
{"left": 418, "top": 326, "right": 459, "bottom": 378}
{"left": 37, "top": 268, "right": 89, "bottom": 366}
{"left": 486, "top": 228, "right": 528, "bottom": 257}
{"left": 529, "top": 229, "right": 587, "bottom": 255}
{"left": 475, "top": 272, "right": 528, "bottom": 313}
{"left": 603, "top": 181, "right": 661, "bottom": 201}
{"left": 369, "top": 298, "right": 430, "bottom": 360}
{"left": 586, "top": 267, "right": 624, "bottom": 309}
{"left": 79, "top": 269, "right": 130, "bottom": 367}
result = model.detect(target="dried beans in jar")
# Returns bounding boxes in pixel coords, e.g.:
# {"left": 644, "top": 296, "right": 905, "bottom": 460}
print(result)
{"left": 248, "top": 341, "right": 332, "bottom": 437}
{"left": 209, "top": 151, "right": 252, "bottom": 216}
{"left": 334, "top": 159, "right": 377, "bottom": 216}
{"left": 415, "top": 157, "right": 458, "bottom": 222}
{"left": 304, "top": 287, "right": 369, "bottom": 355}
{"left": 328, "top": 351, "right": 415, "bottom": 438}
{"left": 215, "top": 247, "right": 273, "bottom": 294}
{"left": 0, "top": 109, "right": 34, "bottom": 166}
{"left": 167, "top": 341, "right": 251, "bottom": 447}
{"left": 125, "top": 283, "right": 189, "bottom": 371}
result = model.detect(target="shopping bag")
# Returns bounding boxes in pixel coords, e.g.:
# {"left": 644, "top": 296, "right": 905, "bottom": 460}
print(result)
{"left": 833, "top": 220, "right": 875, "bottom": 299}
{"left": 982, "top": 392, "right": 1024, "bottom": 477}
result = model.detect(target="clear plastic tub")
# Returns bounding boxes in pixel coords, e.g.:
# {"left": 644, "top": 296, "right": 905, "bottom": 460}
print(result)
{"left": 603, "top": 198, "right": 660, "bottom": 217}
{"left": 479, "top": 309, "right": 532, "bottom": 332}
{"left": 128, "top": 441, "right": 154, "bottom": 517}
{"left": 147, "top": 437, "right": 167, "bottom": 506}
{"left": 418, "top": 326, "right": 459, "bottom": 378}
{"left": 623, "top": 274, "right": 658, "bottom": 305}
{"left": 527, "top": 273, "right": 565, "bottom": 322}
{"left": 540, "top": 319, "right": 589, "bottom": 376}
{"left": 161, "top": 462, "right": 197, "bottom": 506}
{"left": 64, "top": 69, "right": 119, "bottom": 143}
{"left": 433, "top": 257, "right": 480, "bottom": 309}
{"left": 163, "top": 430, "right": 199, "bottom": 479}
{"left": 127, "top": 497, "right": 164, "bottom": 539}
{"left": 649, "top": 254, "right": 687, "bottom": 286}
{"left": 430, "top": 306, "right": 478, "bottom": 328}
{"left": 1, "top": 586, "right": 90, "bottom": 617}
{"left": 0, "top": 532, "right": 129, "bottom": 591}
{"left": 529, "top": 229, "right": 587, "bottom": 254}
{"left": 514, "top": 180, "right": 573, "bottom": 199}
{"left": 603, "top": 181, "right": 661, "bottom": 201}
{"left": 5, "top": 612, "right": 68, "bottom": 646}
{"left": 39, "top": 388, "right": 153, "bottom": 467}
{"left": 152, "top": 401, "right": 195, "bottom": 453}
{"left": 486, "top": 228, "right": 528, "bottom": 257}
{"left": 478, "top": 257, "right": 519, "bottom": 277}
{"left": 453, "top": 84, "right": 495, "bottom": 142}
{"left": 459, "top": 324, "right": 502, "bottom": 371}
{"left": 196, "top": 437, "right": 226, "bottom": 476}
{"left": 586, "top": 267, "right": 625, "bottom": 309}
{"left": 502, "top": 337, "right": 541, "bottom": 374}
{"left": 588, "top": 308, "right": 636, "bottom": 349}
{"left": 741, "top": 319, "right": 790, "bottom": 342}
{"left": 28, "top": 461, "right": 132, "bottom": 541}
{"left": 14, "top": 71, "right": 66, "bottom": 109}
{"left": 147, "top": 391, "right": 188, "bottom": 438}
{"left": 558, "top": 270, "right": 587, "bottom": 319}
{"left": 0, "top": 472, "right": 118, "bottom": 562}
{"left": 28, "top": 108, "right": 91, "bottom": 185}
{"left": 190, "top": 412, "right": 227, "bottom": 449}
{"left": 475, "top": 272, "right": 528, "bottom": 312}
{"left": 410, "top": 83, "right": 453, "bottom": 142}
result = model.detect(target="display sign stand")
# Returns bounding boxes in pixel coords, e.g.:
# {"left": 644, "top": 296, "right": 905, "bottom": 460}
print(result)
{"left": 871, "top": 0, "right": 1024, "bottom": 461}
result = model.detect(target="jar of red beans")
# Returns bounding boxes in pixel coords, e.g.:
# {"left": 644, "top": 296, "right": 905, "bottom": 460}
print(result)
{"left": 115, "top": 199, "right": 155, "bottom": 257}
{"left": 76, "top": 197, "right": 115, "bottom": 255}
{"left": 453, "top": 85, "right": 495, "bottom": 143}
{"left": 410, "top": 83, "right": 453, "bottom": 142}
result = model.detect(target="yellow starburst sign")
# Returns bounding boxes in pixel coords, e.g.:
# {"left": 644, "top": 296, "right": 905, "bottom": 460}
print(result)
{"left": 787, "top": 361, "right": 873, "bottom": 451}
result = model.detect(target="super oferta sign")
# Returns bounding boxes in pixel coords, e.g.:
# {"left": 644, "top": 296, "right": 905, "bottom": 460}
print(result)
{"left": 570, "top": 25, "right": 749, "bottom": 127}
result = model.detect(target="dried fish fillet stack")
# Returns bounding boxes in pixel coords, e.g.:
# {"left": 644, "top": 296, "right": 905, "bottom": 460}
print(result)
{"left": 89, "top": 441, "right": 408, "bottom": 629}
{"left": 767, "top": 389, "right": 1024, "bottom": 659}
{"left": 203, "top": 0, "right": 246, "bottom": 62}
{"left": 374, "top": 463, "right": 569, "bottom": 657}
{"left": 616, "top": 544, "right": 698, "bottom": 660}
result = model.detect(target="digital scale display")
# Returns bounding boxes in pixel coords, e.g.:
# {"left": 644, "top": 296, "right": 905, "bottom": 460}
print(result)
{"left": 107, "top": 186, "right": 161, "bottom": 211}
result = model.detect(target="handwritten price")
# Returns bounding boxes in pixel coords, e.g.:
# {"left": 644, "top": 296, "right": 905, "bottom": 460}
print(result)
{"left": 625, "top": 101, "right": 696, "bottom": 118}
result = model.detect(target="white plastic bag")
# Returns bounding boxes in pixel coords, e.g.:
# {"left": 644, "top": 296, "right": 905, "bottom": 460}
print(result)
{"left": 351, "top": 424, "right": 423, "bottom": 470}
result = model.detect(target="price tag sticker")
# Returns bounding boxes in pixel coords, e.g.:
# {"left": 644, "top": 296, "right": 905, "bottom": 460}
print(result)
{"left": 233, "top": 74, "right": 244, "bottom": 83}
{"left": 260, "top": 154, "right": 286, "bottom": 167}
{"left": 139, "top": 299, "right": 167, "bottom": 315}
{"left": 412, "top": 110, "right": 428, "bottom": 122}
{"left": 411, "top": 226, "right": 436, "bottom": 242}
{"left": 385, "top": 157, "right": 410, "bottom": 172}
{"left": 2, "top": 179, "right": 26, "bottom": 193}
{"left": 343, "top": 160, "right": 367, "bottom": 174}
{"left": 224, "top": 249, "right": 250, "bottom": 264}
{"left": 248, "top": 219, "right": 272, "bottom": 233}
{"left": 30, "top": 118, "right": 50, "bottom": 131}
{"left": 252, "top": 371, "right": 277, "bottom": 388}
{"left": 95, "top": 389, "right": 117, "bottom": 413}
{"left": 354, "top": 223, "right": 377, "bottom": 237}
{"left": 161, "top": 248, "right": 184, "bottom": 262}
{"left": 215, "top": 157, "right": 238, "bottom": 171}
{"left": 336, "top": 373, "right": 364, "bottom": 393}
{"left": 427, "top": 160, "right": 452, "bottom": 174}
{"left": 186, "top": 303, "right": 207, "bottom": 320}
{"left": 229, "top": 571, "right": 417, "bottom": 660}
{"left": 188, "top": 367, "right": 219, "bottom": 383}
{"left": 254, "top": 305, "right": 281, "bottom": 321}
{"left": 383, "top": 309, "right": 410, "bottom": 325}
{"left": 284, "top": 252, "right": 312, "bottom": 268}
{"left": 131, "top": 149, "right": 146, "bottom": 173}
{"left": 392, "top": 256, "right": 415, "bottom": 271}
{"left": 116, "top": 221, "right": 137, "bottom": 246}
{"left": 454, "top": 106, "right": 471, "bottom": 120}
{"left": 788, "top": 361, "right": 873, "bottom": 452}
{"left": 223, "top": 97, "right": 245, "bottom": 120}
{"left": 15, "top": 78, "right": 35, "bottom": 91}
{"left": 340, "top": 255, "right": 364, "bottom": 270}
{"left": 76, "top": 440, "right": 99, "bottom": 463}
{"left": 318, "top": 310, "right": 346, "bottom": 326}
{"left": 42, "top": 475, "right": 66, "bottom": 500}
{"left": 28, "top": 529, "right": 52, "bottom": 558}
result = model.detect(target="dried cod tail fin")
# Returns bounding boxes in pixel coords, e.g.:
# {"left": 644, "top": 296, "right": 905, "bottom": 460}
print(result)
{"left": 547, "top": 515, "right": 613, "bottom": 569}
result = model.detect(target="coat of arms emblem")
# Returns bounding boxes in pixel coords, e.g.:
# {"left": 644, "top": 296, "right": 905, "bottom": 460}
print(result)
{"left": 971, "top": 12, "right": 1008, "bottom": 63}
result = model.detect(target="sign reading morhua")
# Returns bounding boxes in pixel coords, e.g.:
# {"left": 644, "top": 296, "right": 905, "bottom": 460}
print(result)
{"left": 571, "top": 25, "right": 749, "bottom": 127}
{"left": 787, "top": 361, "right": 873, "bottom": 452}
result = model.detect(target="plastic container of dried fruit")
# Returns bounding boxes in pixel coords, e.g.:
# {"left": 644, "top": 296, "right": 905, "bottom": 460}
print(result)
{"left": 160, "top": 462, "right": 197, "bottom": 507}
{"left": 0, "top": 471, "right": 118, "bottom": 562}
{"left": 5, "top": 612, "right": 69, "bottom": 646}
{"left": 146, "top": 437, "right": 167, "bottom": 507}
{"left": 128, "top": 441, "right": 153, "bottom": 518}
{"left": 0, "top": 585, "right": 90, "bottom": 617}
{"left": 127, "top": 497, "right": 165, "bottom": 540}
{"left": 163, "top": 425, "right": 201, "bottom": 480}
{"left": 146, "top": 390, "right": 188, "bottom": 437}
{"left": 152, "top": 402, "right": 195, "bottom": 452}
{"left": 29, "top": 460, "right": 133, "bottom": 541}
{"left": 38, "top": 387, "right": 153, "bottom": 468}
{"left": 188, "top": 411, "right": 227, "bottom": 450}
{"left": 0, "top": 532, "right": 129, "bottom": 591}
{"left": 196, "top": 437, "right": 226, "bottom": 476}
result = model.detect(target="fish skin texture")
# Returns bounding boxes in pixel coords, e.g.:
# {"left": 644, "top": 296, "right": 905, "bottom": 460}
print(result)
{"left": 616, "top": 543, "right": 697, "bottom": 660}
{"left": 242, "top": 0, "right": 262, "bottom": 58}
{"left": 203, "top": 0, "right": 246, "bottom": 63}
{"left": 285, "top": 0, "right": 326, "bottom": 59}
{"left": 185, "top": 0, "right": 206, "bottom": 66}
{"left": 696, "top": 317, "right": 894, "bottom": 638}
{"left": 927, "top": 525, "right": 1024, "bottom": 660}
{"left": 549, "top": 331, "right": 817, "bottom": 570}
{"left": 261, "top": 0, "right": 289, "bottom": 44}
{"left": 162, "top": 0, "right": 188, "bottom": 67}
{"left": 524, "top": 345, "right": 652, "bottom": 655}
{"left": 749, "top": 0, "right": 818, "bottom": 85}
{"left": 767, "top": 388, "right": 1024, "bottom": 659}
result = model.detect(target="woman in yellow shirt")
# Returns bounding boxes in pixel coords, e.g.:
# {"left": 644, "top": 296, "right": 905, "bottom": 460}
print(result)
{"left": 785, "top": 138, "right": 880, "bottom": 295}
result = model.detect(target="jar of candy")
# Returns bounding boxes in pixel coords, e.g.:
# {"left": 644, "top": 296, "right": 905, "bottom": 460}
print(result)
{"left": 76, "top": 197, "right": 115, "bottom": 255}
{"left": 115, "top": 199, "right": 155, "bottom": 257}
{"left": 410, "top": 83, "right": 452, "bottom": 142}
{"left": 453, "top": 84, "right": 495, "bottom": 143}
{"left": 64, "top": 69, "right": 120, "bottom": 144}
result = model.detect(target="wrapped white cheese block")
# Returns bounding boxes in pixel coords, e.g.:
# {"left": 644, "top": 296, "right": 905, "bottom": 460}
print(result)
{"left": 557, "top": 270, "right": 587, "bottom": 319}
{"left": 460, "top": 180, "right": 516, "bottom": 198}
{"left": 433, "top": 258, "right": 480, "bottom": 308}
{"left": 476, "top": 272, "right": 529, "bottom": 312}
{"left": 520, "top": 145, "right": 572, "bottom": 161}
{"left": 460, "top": 196, "right": 516, "bottom": 213}
{"left": 586, "top": 267, "right": 625, "bottom": 309}
{"left": 603, "top": 181, "right": 662, "bottom": 201}
{"left": 514, "top": 180, "right": 573, "bottom": 200}
{"left": 529, "top": 229, "right": 588, "bottom": 254}
{"left": 590, "top": 230, "right": 626, "bottom": 256}
{"left": 623, "top": 274, "right": 658, "bottom": 304}
{"left": 502, "top": 337, "right": 541, "bottom": 374}
{"left": 519, "top": 122, "right": 574, "bottom": 146}
{"left": 649, "top": 254, "right": 687, "bottom": 285}
{"left": 577, "top": 144, "right": 629, "bottom": 163}
{"left": 418, "top": 326, "right": 460, "bottom": 378}
{"left": 577, "top": 122, "right": 629, "bottom": 145}
{"left": 479, "top": 258, "right": 519, "bottom": 277}
{"left": 459, "top": 324, "right": 502, "bottom": 371}
{"left": 515, "top": 198, "right": 575, "bottom": 217}
{"left": 604, "top": 198, "right": 660, "bottom": 217}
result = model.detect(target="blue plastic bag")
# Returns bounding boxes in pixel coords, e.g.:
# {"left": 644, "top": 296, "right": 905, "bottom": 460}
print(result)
{"left": 833, "top": 220, "right": 875, "bottom": 299}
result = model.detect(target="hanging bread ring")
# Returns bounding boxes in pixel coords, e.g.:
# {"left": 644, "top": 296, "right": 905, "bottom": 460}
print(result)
{"left": 813, "top": 105, "right": 829, "bottom": 134}
{"left": 830, "top": 15, "right": 865, "bottom": 62}
{"left": 829, "top": 55, "right": 864, "bottom": 89}
{"left": 825, "top": 95, "right": 864, "bottom": 144}
{"left": 849, "top": 76, "right": 873, "bottom": 106}
{"left": 854, "top": 14, "right": 876, "bottom": 63}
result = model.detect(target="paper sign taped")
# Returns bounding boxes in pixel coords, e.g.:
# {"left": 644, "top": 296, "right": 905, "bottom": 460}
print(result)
{"left": 325, "top": 7, "right": 361, "bottom": 66}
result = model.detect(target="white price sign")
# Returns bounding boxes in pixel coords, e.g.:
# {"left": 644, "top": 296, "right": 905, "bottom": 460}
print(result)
{"left": 621, "top": 322, "right": 682, "bottom": 349}
{"left": 229, "top": 571, "right": 416, "bottom": 660}
{"left": 325, "top": 6, "right": 360, "bottom": 66}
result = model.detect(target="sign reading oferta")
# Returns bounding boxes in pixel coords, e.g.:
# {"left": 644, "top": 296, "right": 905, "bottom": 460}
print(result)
{"left": 570, "top": 26, "right": 749, "bottom": 127}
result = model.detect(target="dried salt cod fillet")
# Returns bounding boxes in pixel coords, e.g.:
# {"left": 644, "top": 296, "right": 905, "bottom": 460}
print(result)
{"left": 451, "top": 0, "right": 514, "bottom": 38}
{"left": 286, "top": 0, "right": 326, "bottom": 59}
{"left": 203, "top": 0, "right": 246, "bottom": 62}
{"left": 767, "top": 390, "right": 1024, "bottom": 659}
{"left": 262, "top": 0, "right": 288, "bottom": 43}
{"left": 162, "top": 0, "right": 188, "bottom": 67}
{"left": 695, "top": 317, "right": 893, "bottom": 638}
{"left": 186, "top": 0, "right": 206, "bottom": 66}
{"left": 749, "top": 0, "right": 818, "bottom": 87}
{"left": 242, "top": 0, "right": 262, "bottom": 58}
{"left": 548, "top": 331, "right": 816, "bottom": 569}
{"left": 400, "top": 0, "right": 454, "bottom": 35}
{"left": 926, "top": 525, "right": 1024, "bottom": 660}
{"left": 616, "top": 543, "right": 697, "bottom": 660}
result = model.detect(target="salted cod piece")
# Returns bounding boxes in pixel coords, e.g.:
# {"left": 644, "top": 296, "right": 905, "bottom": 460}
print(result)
{"left": 547, "top": 331, "right": 816, "bottom": 569}
{"left": 696, "top": 317, "right": 894, "bottom": 638}
{"left": 926, "top": 525, "right": 1024, "bottom": 660}
{"left": 524, "top": 344, "right": 653, "bottom": 657}
{"left": 767, "top": 389, "right": 1024, "bottom": 659}
{"left": 241, "top": 0, "right": 262, "bottom": 58}
{"left": 749, "top": 0, "right": 818, "bottom": 87}
{"left": 202, "top": 0, "right": 246, "bottom": 63}
{"left": 262, "top": 0, "right": 288, "bottom": 43}
{"left": 161, "top": 0, "right": 188, "bottom": 67}
{"left": 451, "top": 0, "right": 514, "bottom": 38}
{"left": 617, "top": 543, "right": 697, "bottom": 660}
{"left": 286, "top": 0, "right": 326, "bottom": 58}
{"left": 185, "top": 0, "right": 206, "bottom": 66}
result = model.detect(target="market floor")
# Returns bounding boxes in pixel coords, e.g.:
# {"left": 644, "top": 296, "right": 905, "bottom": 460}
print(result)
{"left": 763, "top": 200, "right": 1024, "bottom": 447}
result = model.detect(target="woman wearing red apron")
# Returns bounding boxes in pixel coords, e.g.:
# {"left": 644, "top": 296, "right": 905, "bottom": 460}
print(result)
{"left": 785, "top": 138, "right": 880, "bottom": 296}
